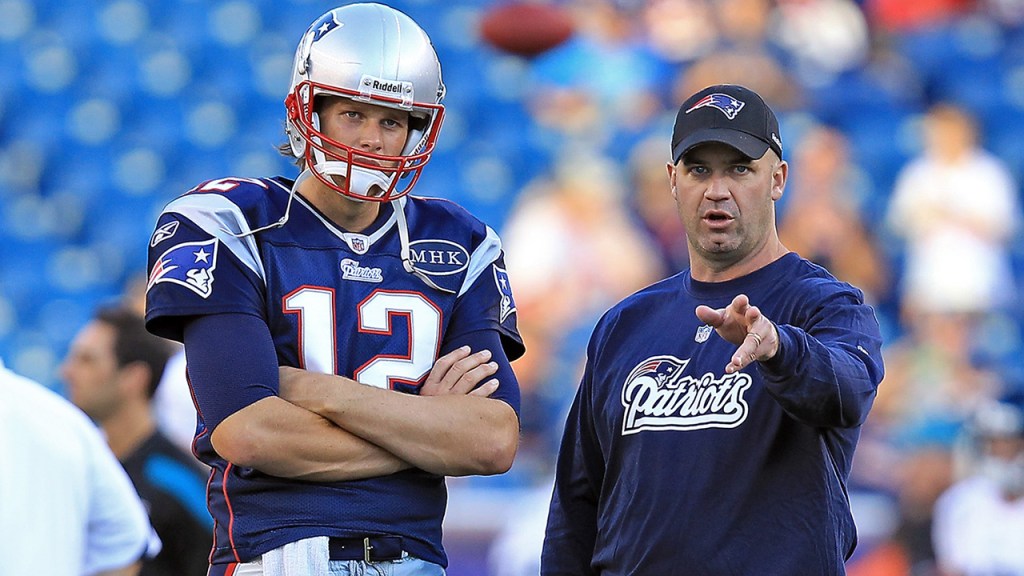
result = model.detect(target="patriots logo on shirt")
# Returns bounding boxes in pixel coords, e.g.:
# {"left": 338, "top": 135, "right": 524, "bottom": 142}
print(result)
{"left": 686, "top": 93, "right": 745, "bottom": 120}
{"left": 494, "top": 266, "right": 517, "bottom": 323}
{"left": 147, "top": 238, "right": 219, "bottom": 299}
{"left": 621, "top": 354, "right": 752, "bottom": 434}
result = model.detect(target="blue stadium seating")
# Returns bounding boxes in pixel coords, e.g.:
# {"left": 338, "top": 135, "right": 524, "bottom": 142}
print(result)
{"left": 1, "top": 0, "right": 1023, "bottom": 399}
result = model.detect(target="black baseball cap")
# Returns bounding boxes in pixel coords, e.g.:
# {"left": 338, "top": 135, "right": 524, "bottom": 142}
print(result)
{"left": 671, "top": 84, "right": 783, "bottom": 163}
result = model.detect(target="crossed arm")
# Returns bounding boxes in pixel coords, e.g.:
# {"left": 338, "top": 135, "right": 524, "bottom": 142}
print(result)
{"left": 185, "top": 313, "right": 519, "bottom": 482}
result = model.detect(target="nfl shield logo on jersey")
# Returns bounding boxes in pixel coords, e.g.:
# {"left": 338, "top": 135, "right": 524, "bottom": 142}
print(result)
{"left": 695, "top": 324, "right": 713, "bottom": 343}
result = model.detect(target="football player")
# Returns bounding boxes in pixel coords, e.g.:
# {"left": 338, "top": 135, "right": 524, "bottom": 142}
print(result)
{"left": 144, "top": 4, "right": 523, "bottom": 575}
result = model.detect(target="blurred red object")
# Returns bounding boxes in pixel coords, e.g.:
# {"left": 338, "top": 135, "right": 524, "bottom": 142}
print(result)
{"left": 479, "top": 2, "right": 574, "bottom": 58}
{"left": 865, "top": 0, "right": 974, "bottom": 31}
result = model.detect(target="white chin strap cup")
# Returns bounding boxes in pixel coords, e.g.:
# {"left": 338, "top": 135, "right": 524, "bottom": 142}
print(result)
{"left": 314, "top": 158, "right": 396, "bottom": 200}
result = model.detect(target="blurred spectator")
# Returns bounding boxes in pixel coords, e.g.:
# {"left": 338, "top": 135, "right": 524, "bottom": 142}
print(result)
{"left": 773, "top": 0, "right": 871, "bottom": 78}
{"left": 525, "top": 0, "right": 667, "bottom": 148}
{"left": 672, "top": 0, "right": 802, "bottom": 111}
{"left": 61, "top": 305, "right": 212, "bottom": 576}
{"left": 640, "top": 0, "right": 719, "bottom": 63}
{"left": 502, "top": 152, "right": 663, "bottom": 334}
{"left": 885, "top": 103, "right": 1021, "bottom": 320}
{"left": 123, "top": 273, "right": 194, "bottom": 456}
{"left": 932, "top": 399, "right": 1024, "bottom": 576}
{"left": 877, "top": 309, "right": 1002, "bottom": 441}
{"left": 892, "top": 445, "right": 955, "bottom": 576}
{"left": 1, "top": 356, "right": 153, "bottom": 576}
{"left": 501, "top": 151, "right": 662, "bottom": 485}
{"left": 626, "top": 133, "right": 690, "bottom": 274}
{"left": 778, "top": 125, "right": 890, "bottom": 303}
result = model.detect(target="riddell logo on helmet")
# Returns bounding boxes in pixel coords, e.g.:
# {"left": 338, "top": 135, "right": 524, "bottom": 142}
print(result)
{"left": 359, "top": 75, "right": 414, "bottom": 107}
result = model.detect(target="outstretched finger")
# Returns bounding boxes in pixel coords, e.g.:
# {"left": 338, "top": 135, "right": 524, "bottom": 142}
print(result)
{"left": 695, "top": 305, "right": 724, "bottom": 327}
{"left": 744, "top": 303, "right": 764, "bottom": 326}
{"left": 728, "top": 294, "right": 751, "bottom": 319}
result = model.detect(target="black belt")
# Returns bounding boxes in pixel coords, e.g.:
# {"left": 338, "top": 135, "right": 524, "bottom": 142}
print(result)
{"left": 328, "top": 536, "right": 405, "bottom": 562}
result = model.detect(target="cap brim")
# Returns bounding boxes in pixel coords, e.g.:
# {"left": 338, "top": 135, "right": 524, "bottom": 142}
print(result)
{"left": 672, "top": 128, "right": 771, "bottom": 163}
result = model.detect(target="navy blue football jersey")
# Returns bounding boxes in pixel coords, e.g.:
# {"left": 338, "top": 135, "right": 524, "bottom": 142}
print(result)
{"left": 542, "top": 253, "right": 884, "bottom": 576}
{"left": 144, "top": 176, "right": 523, "bottom": 566}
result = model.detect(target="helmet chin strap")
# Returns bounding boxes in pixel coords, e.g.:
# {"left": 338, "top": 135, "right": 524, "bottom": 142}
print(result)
{"left": 310, "top": 157, "right": 396, "bottom": 202}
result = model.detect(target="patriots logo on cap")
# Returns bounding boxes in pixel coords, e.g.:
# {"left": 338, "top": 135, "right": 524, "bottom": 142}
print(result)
{"left": 147, "top": 238, "right": 219, "bottom": 299}
{"left": 686, "top": 93, "right": 745, "bottom": 120}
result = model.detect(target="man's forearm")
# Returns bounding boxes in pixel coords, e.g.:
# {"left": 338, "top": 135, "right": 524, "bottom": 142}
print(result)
{"left": 212, "top": 396, "right": 411, "bottom": 481}
{"left": 285, "top": 373, "right": 518, "bottom": 476}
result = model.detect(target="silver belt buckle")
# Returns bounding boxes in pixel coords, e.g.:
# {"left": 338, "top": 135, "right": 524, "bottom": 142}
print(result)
{"left": 363, "top": 537, "right": 374, "bottom": 563}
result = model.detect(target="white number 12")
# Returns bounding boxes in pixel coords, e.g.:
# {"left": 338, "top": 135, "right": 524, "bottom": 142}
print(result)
{"left": 284, "top": 288, "right": 441, "bottom": 389}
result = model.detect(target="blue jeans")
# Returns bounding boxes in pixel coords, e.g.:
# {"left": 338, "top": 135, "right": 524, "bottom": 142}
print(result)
{"left": 327, "top": 557, "right": 446, "bottom": 575}
{"left": 228, "top": 555, "right": 445, "bottom": 576}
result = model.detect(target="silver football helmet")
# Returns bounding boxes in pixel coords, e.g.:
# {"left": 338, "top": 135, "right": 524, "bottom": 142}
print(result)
{"left": 285, "top": 3, "right": 446, "bottom": 202}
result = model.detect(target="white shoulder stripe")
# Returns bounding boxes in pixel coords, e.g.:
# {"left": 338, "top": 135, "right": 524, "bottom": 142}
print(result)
{"left": 461, "top": 226, "right": 502, "bottom": 297}
{"left": 163, "top": 194, "right": 266, "bottom": 282}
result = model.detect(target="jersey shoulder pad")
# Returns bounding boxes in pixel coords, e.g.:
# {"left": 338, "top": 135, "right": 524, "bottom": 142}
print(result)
{"left": 160, "top": 176, "right": 292, "bottom": 237}
{"left": 406, "top": 195, "right": 491, "bottom": 243}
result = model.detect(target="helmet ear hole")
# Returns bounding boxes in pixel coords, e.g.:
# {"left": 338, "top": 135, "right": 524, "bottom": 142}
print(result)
{"left": 408, "top": 115, "right": 428, "bottom": 133}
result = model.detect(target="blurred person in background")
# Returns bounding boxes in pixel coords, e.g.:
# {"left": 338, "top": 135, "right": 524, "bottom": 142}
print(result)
{"left": 500, "top": 150, "right": 662, "bottom": 481}
{"left": 1, "top": 356, "right": 153, "bottom": 576}
{"left": 502, "top": 151, "right": 663, "bottom": 337}
{"left": 932, "top": 398, "right": 1024, "bottom": 576}
{"left": 885, "top": 102, "right": 1021, "bottom": 322}
{"left": 674, "top": 0, "right": 803, "bottom": 111}
{"left": 773, "top": 0, "right": 871, "bottom": 80}
{"left": 875, "top": 309, "right": 1002, "bottom": 445}
{"left": 542, "top": 84, "right": 884, "bottom": 574}
{"left": 778, "top": 124, "right": 890, "bottom": 304}
{"left": 123, "top": 272, "right": 194, "bottom": 456}
{"left": 626, "top": 133, "right": 691, "bottom": 274}
{"left": 62, "top": 304, "right": 212, "bottom": 576}
{"left": 524, "top": 0, "right": 667, "bottom": 149}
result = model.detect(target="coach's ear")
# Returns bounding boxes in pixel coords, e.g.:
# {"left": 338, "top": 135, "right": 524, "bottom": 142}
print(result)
{"left": 770, "top": 159, "right": 787, "bottom": 202}
{"left": 667, "top": 161, "right": 678, "bottom": 200}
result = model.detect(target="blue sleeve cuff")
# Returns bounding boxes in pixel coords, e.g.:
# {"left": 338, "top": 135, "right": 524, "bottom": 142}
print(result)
{"left": 760, "top": 322, "right": 798, "bottom": 377}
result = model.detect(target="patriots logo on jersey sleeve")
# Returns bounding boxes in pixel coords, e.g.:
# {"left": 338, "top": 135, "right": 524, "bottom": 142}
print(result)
{"left": 686, "top": 93, "right": 745, "bottom": 120}
{"left": 494, "top": 266, "right": 516, "bottom": 323}
{"left": 147, "top": 238, "right": 219, "bottom": 299}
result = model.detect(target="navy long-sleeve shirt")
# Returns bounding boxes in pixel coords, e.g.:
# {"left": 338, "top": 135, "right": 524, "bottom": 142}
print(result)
{"left": 541, "top": 253, "right": 884, "bottom": 576}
